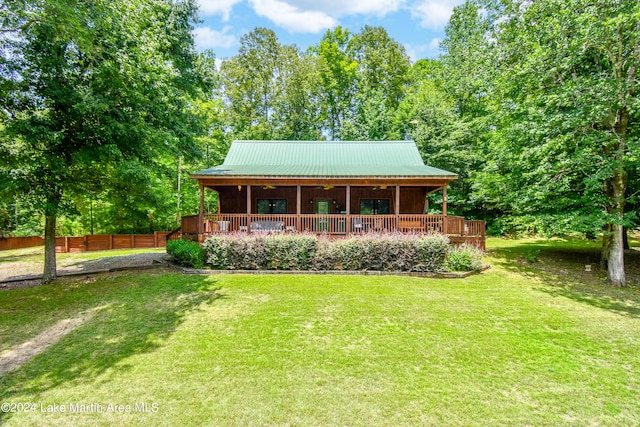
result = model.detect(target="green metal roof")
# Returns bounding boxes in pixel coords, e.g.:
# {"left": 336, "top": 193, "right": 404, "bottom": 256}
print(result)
{"left": 192, "top": 140, "right": 457, "bottom": 178}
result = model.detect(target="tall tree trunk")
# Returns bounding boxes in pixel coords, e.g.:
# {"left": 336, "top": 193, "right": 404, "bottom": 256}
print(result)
{"left": 607, "top": 223, "right": 625, "bottom": 286}
{"left": 602, "top": 102, "right": 629, "bottom": 286}
{"left": 605, "top": 169, "right": 627, "bottom": 286}
{"left": 43, "top": 215, "right": 57, "bottom": 283}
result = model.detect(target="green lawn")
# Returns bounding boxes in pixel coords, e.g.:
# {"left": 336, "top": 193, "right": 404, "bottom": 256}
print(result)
{"left": 1, "top": 240, "right": 639, "bottom": 425}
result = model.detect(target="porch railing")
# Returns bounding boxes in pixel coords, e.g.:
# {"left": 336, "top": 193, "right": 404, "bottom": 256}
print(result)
{"left": 177, "top": 214, "right": 485, "bottom": 237}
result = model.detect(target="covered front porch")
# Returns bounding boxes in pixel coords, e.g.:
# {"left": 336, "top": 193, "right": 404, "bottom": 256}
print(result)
{"left": 177, "top": 213, "right": 485, "bottom": 248}
{"left": 175, "top": 182, "right": 485, "bottom": 249}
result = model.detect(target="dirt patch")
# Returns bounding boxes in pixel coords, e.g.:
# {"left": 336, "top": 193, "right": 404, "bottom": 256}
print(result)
{"left": 0, "top": 313, "right": 93, "bottom": 375}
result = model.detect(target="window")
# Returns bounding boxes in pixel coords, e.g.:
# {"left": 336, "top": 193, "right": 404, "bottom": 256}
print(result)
{"left": 359, "top": 199, "right": 390, "bottom": 215}
{"left": 257, "top": 199, "right": 287, "bottom": 214}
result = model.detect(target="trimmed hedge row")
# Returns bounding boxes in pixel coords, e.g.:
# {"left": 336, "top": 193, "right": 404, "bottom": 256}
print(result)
{"left": 198, "top": 233, "right": 481, "bottom": 272}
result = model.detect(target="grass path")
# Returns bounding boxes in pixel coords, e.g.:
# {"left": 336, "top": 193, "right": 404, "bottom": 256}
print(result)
{"left": 0, "top": 239, "right": 639, "bottom": 425}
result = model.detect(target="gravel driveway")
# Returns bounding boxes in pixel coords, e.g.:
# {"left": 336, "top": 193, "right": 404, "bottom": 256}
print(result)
{"left": 0, "top": 249, "right": 170, "bottom": 290}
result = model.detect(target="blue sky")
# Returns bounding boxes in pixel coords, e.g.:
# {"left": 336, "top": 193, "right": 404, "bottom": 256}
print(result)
{"left": 193, "top": 0, "right": 465, "bottom": 62}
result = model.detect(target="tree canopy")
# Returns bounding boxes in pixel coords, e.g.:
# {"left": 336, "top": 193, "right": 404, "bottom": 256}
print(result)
{"left": 0, "top": 0, "right": 215, "bottom": 281}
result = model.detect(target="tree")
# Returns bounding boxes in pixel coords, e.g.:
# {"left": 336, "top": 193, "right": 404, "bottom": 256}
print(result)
{"left": 0, "top": 0, "right": 211, "bottom": 281}
{"left": 423, "top": 0, "right": 496, "bottom": 221}
{"left": 311, "top": 27, "right": 358, "bottom": 139}
{"left": 273, "top": 48, "right": 323, "bottom": 140}
{"left": 348, "top": 26, "right": 410, "bottom": 111}
{"left": 464, "top": 0, "right": 640, "bottom": 286}
{"left": 394, "top": 59, "right": 486, "bottom": 219}
{"left": 221, "top": 28, "right": 282, "bottom": 139}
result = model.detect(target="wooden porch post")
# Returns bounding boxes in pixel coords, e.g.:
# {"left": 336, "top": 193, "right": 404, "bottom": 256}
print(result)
{"left": 442, "top": 185, "right": 447, "bottom": 216}
{"left": 199, "top": 184, "right": 205, "bottom": 235}
{"left": 246, "top": 184, "right": 252, "bottom": 216}
{"left": 346, "top": 185, "right": 351, "bottom": 234}
{"left": 296, "top": 185, "right": 301, "bottom": 232}
{"left": 395, "top": 185, "right": 400, "bottom": 230}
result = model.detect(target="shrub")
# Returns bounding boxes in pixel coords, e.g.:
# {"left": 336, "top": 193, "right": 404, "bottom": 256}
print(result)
{"left": 311, "top": 237, "right": 337, "bottom": 271}
{"left": 202, "top": 235, "right": 231, "bottom": 269}
{"left": 413, "top": 233, "right": 450, "bottom": 272}
{"left": 313, "top": 233, "right": 449, "bottom": 272}
{"left": 167, "top": 239, "right": 206, "bottom": 269}
{"left": 202, "top": 232, "right": 455, "bottom": 273}
{"left": 265, "top": 234, "right": 317, "bottom": 270}
{"left": 446, "top": 245, "right": 484, "bottom": 272}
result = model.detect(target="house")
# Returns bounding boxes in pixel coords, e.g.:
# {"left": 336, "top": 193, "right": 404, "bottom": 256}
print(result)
{"left": 177, "top": 140, "right": 485, "bottom": 248}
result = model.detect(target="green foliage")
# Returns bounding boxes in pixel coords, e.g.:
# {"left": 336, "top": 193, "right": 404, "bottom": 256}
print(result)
{"left": 203, "top": 233, "right": 451, "bottom": 272}
{"left": 220, "top": 25, "right": 410, "bottom": 142}
{"left": 446, "top": 245, "right": 484, "bottom": 272}
{"left": 438, "top": 0, "right": 640, "bottom": 284}
{"left": 0, "top": 0, "right": 215, "bottom": 278}
{"left": 166, "top": 239, "right": 205, "bottom": 269}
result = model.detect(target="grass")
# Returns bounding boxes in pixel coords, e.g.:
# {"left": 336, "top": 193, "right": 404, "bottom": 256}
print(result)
{"left": 0, "top": 239, "right": 639, "bottom": 425}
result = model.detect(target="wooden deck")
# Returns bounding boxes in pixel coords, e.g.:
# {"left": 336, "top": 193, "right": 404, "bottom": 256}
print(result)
{"left": 172, "top": 214, "right": 486, "bottom": 249}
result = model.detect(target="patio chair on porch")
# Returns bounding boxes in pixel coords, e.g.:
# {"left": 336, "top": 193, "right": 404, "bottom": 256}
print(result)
{"left": 352, "top": 218, "right": 367, "bottom": 233}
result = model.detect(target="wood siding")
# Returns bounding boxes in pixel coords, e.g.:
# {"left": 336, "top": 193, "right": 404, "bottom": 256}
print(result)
{"left": 212, "top": 185, "right": 432, "bottom": 215}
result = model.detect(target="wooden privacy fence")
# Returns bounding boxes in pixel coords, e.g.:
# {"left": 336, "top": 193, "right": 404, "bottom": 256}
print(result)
{"left": 0, "top": 233, "right": 170, "bottom": 252}
{"left": 0, "top": 236, "right": 45, "bottom": 251}
{"left": 56, "top": 232, "right": 170, "bottom": 253}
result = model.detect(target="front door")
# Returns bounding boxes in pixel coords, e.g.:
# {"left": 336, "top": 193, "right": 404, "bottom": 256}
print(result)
{"left": 316, "top": 199, "right": 330, "bottom": 231}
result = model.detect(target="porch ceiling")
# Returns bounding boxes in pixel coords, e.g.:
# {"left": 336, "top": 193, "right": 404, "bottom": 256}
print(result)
{"left": 197, "top": 177, "right": 454, "bottom": 188}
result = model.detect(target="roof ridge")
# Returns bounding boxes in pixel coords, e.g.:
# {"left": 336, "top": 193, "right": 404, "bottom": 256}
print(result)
{"left": 233, "top": 140, "right": 415, "bottom": 144}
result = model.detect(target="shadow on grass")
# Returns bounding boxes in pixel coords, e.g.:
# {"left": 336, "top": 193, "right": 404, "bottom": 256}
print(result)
{"left": 0, "top": 270, "right": 222, "bottom": 423}
{"left": 62, "top": 252, "right": 169, "bottom": 271}
{"left": 489, "top": 241, "right": 640, "bottom": 319}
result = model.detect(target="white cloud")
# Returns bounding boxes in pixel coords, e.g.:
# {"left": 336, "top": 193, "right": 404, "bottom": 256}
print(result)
{"left": 193, "top": 26, "right": 237, "bottom": 50}
{"left": 289, "top": 0, "right": 405, "bottom": 17}
{"left": 428, "top": 37, "right": 441, "bottom": 50}
{"left": 411, "top": 0, "right": 463, "bottom": 30}
{"left": 198, "top": 0, "right": 243, "bottom": 21}
{"left": 404, "top": 44, "right": 426, "bottom": 62}
{"left": 248, "top": 0, "right": 337, "bottom": 33}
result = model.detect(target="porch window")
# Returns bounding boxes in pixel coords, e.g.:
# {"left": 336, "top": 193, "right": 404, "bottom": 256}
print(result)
{"left": 360, "top": 199, "right": 390, "bottom": 215}
{"left": 257, "top": 199, "right": 287, "bottom": 214}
